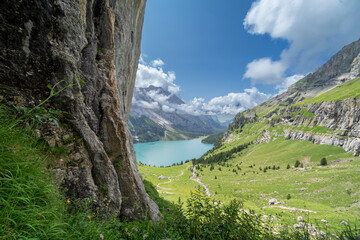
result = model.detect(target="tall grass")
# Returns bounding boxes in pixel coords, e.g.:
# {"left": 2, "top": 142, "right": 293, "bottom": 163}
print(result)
{"left": 1, "top": 105, "right": 359, "bottom": 239}
{"left": 0, "top": 107, "right": 67, "bottom": 239}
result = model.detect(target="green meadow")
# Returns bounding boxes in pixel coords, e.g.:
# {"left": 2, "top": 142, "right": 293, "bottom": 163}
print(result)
{"left": 294, "top": 77, "right": 360, "bottom": 106}
{"left": 139, "top": 137, "right": 360, "bottom": 231}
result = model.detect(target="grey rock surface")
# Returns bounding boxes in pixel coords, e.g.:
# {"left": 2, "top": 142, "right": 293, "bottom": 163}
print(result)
{"left": 0, "top": 0, "right": 159, "bottom": 220}
{"left": 280, "top": 98, "right": 360, "bottom": 155}
{"left": 269, "top": 38, "right": 360, "bottom": 106}
{"left": 224, "top": 38, "right": 360, "bottom": 156}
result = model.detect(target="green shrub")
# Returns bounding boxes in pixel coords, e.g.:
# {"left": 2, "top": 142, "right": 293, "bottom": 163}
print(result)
{"left": 169, "top": 192, "right": 271, "bottom": 240}
{"left": 294, "top": 160, "right": 300, "bottom": 168}
{"left": 1, "top": 105, "right": 357, "bottom": 240}
{"left": 320, "top": 157, "right": 328, "bottom": 166}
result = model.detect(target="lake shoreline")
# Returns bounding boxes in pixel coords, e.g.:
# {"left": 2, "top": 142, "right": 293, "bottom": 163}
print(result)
{"left": 134, "top": 138, "right": 213, "bottom": 167}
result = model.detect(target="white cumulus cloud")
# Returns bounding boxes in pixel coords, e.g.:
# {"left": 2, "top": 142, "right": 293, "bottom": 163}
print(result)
{"left": 134, "top": 58, "right": 273, "bottom": 116}
{"left": 162, "top": 105, "right": 175, "bottom": 113}
{"left": 150, "top": 58, "right": 165, "bottom": 67}
{"left": 203, "top": 88, "right": 272, "bottom": 115}
{"left": 244, "top": 58, "right": 286, "bottom": 85}
{"left": 175, "top": 88, "right": 272, "bottom": 116}
{"left": 136, "top": 59, "right": 180, "bottom": 94}
{"left": 133, "top": 100, "right": 160, "bottom": 110}
{"left": 243, "top": 0, "right": 360, "bottom": 85}
{"left": 147, "top": 90, "right": 170, "bottom": 104}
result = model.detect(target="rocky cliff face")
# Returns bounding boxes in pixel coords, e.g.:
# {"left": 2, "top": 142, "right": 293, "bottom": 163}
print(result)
{"left": 267, "top": 38, "right": 360, "bottom": 106}
{"left": 261, "top": 98, "right": 360, "bottom": 155}
{"left": 225, "top": 39, "right": 360, "bottom": 156}
{"left": 0, "top": 0, "right": 159, "bottom": 220}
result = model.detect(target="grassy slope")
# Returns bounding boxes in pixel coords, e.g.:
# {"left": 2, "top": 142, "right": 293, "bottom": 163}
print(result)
{"left": 201, "top": 131, "right": 224, "bottom": 144}
{"left": 139, "top": 77, "right": 360, "bottom": 231}
{"left": 0, "top": 108, "right": 128, "bottom": 239}
{"left": 294, "top": 77, "right": 360, "bottom": 106}
{"left": 139, "top": 138, "right": 360, "bottom": 231}
{"left": 138, "top": 76, "right": 360, "bottom": 235}
{"left": 200, "top": 139, "right": 360, "bottom": 227}
{"left": 0, "top": 107, "right": 179, "bottom": 240}
{"left": 2, "top": 108, "right": 359, "bottom": 238}
{"left": 0, "top": 117, "right": 67, "bottom": 239}
{"left": 139, "top": 163, "right": 197, "bottom": 203}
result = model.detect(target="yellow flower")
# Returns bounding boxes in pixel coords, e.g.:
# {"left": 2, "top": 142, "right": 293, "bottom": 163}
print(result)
{"left": 66, "top": 200, "right": 71, "bottom": 204}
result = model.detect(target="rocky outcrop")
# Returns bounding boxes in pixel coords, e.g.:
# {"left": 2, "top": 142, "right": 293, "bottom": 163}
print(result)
{"left": 279, "top": 98, "right": 360, "bottom": 155}
{"left": 0, "top": 0, "right": 159, "bottom": 220}
{"left": 266, "top": 38, "right": 360, "bottom": 106}
{"left": 224, "top": 38, "right": 360, "bottom": 156}
{"left": 250, "top": 97, "right": 360, "bottom": 156}
{"left": 283, "top": 130, "right": 360, "bottom": 156}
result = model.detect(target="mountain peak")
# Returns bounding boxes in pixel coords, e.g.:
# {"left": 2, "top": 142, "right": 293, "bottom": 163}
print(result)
{"left": 225, "top": 38, "right": 360, "bottom": 156}
{"left": 267, "top": 38, "right": 360, "bottom": 106}
{"left": 134, "top": 85, "right": 185, "bottom": 105}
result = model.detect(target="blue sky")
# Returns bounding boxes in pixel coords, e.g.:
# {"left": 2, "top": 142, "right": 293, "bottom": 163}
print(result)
{"left": 135, "top": 0, "right": 360, "bottom": 115}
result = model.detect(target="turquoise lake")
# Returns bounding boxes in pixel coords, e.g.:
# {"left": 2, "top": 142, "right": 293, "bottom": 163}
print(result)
{"left": 134, "top": 138, "right": 213, "bottom": 167}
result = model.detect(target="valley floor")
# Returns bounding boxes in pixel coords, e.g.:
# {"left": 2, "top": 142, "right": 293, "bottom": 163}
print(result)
{"left": 138, "top": 138, "right": 360, "bottom": 232}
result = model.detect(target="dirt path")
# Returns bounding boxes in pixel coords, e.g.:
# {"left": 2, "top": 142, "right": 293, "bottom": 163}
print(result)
{"left": 156, "top": 166, "right": 189, "bottom": 194}
{"left": 263, "top": 205, "right": 317, "bottom": 213}
{"left": 190, "top": 166, "right": 211, "bottom": 196}
{"left": 243, "top": 148, "right": 256, "bottom": 158}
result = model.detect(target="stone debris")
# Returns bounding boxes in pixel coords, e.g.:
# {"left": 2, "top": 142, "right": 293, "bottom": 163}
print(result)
{"left": 268, "top": 198, "right": 281, "bottom": 205}
{"left": 340, "top": 221, "right": 349, "bottom": 225}
{"left": 293, "top": 222, "right": 305, "bottom": 228}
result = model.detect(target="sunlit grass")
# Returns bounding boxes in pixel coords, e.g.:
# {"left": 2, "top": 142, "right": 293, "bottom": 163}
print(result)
{"left": 294, "top": 77, "right": 360, "bottom": 106}
{"left": 139, "top": 137, "right": 360, "bottom": 232}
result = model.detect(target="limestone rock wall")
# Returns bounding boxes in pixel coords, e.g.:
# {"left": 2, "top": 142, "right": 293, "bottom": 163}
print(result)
{"left": 254, "top": 98, "right": 360, "bottom": 156}
{"left": 0, "top": 0, "right": 159, "bottom": 220}
{"left": 282, "top": 98, "right": 360, "bottom": 156}
{"left": 224, "top": 38, "right": 360, "bottom": 156}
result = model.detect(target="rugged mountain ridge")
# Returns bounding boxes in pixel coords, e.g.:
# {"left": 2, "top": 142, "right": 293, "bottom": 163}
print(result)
{"left": 130, "top": 85, "right": 225, "bottom": 143}
{"left": 267, "top": 38, "right": 360, "bottom": 106}
{"left": 0, "top": 0, "right": 159, "bottom": 220}
{"left": 225, "top": 39, "right": 360, "bottom": 156}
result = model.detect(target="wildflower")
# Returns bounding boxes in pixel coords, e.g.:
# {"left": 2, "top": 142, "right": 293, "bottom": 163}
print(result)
{"left": 99, "top": 234, "right": 104, "bottom": 239}
{"left": 166, "top": 208, "right": 171, "bottom": 211}
{"left": 131, "top": 227, "right": 139, "bottom": 232}
{"left": 87, "top": 215, "right": 92, "bottom": 221}
{"left": 66, "top": 200, "right": 71, "bottom": 204}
